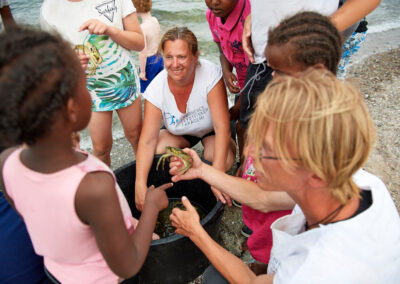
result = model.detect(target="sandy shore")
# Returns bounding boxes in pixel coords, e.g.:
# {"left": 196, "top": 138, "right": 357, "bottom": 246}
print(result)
{"left": 86, "top": 28, "right": 400, "bottom": 282}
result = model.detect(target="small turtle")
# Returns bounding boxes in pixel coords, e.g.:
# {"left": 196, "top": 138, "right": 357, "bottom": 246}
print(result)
{"left": 156, "top": 146, "right": 192, "bottom": 173}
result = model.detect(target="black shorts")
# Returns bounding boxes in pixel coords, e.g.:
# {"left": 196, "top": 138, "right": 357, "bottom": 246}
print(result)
{"left": 182, "top": 130, "right": 216, "bottom": 148}
{"left": 239, "top": 61, "right": 273, "bottom": 129}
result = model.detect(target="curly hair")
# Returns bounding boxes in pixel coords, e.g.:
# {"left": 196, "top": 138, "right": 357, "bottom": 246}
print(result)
{"left": 267, "top": 11, "right": 343, "bottom": 74}
{"left": 0, "top": 27, "right": 80, "bottom": 146}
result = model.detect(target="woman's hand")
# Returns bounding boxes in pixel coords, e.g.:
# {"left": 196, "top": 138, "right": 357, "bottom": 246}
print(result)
{"left": 79, "top": 19, "right": 112, "bottom": 35}
{"left": 135, "top": 183, "right": 148, "bottom": 211}
{"left": 169, "top": 148, "right": 203, "bottom": 182}
{"left": 144, "top": 183, "right": 172, "bottom": 212}
{"left": 170, "top": 196, "right": 202, "bottom": 238}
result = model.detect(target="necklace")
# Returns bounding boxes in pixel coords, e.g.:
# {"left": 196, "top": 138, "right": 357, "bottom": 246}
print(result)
{"left": 305, "top": 203, "right": 345, "bottom": 231}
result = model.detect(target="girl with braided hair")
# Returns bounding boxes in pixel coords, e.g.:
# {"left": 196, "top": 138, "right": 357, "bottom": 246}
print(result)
{"left": 0, "top": 28, "right": 172, "bottom": 283}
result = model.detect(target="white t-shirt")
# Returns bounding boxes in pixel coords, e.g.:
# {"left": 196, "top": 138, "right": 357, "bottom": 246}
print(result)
{"left": 267, "top": 169, "right": 400, "bottom": 283}
{"left": 144, "top": 59, "right": 222, "bottom": 138}
{"left": 40, "top": 0, "right": 140, "bottom": 111}
{"left": 251, "top": 0, "right": 339, "bottom": 64}
{"left": 40, "top": 0, "right": 133, "bottom": 45}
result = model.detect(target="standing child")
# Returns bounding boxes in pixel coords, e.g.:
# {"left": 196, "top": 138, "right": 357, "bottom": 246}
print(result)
{"left": 205, "top": 0, "right": 251, "bottom": 162}
{"left": 40, "top": 0, "right": 145, "bottom": 166}
{"left": 241, "top": 11, "right": 344, "bottom": 275}
{"left": 0, "top": 28, "right": 172, "bottom": 283}
{"left": 132, "top": 0, "right": 164, "bottom": 93}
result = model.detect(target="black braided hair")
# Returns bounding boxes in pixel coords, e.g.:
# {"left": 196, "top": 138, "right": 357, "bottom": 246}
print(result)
{"left": 0, "top": 27, "right": 80, "bottom": 146}
{"left": 267, "top": 11, "right": 343, "bottom": 74}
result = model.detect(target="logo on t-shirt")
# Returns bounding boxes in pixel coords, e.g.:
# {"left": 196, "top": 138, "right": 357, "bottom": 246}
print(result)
{"left": 180, "top": 106, "right": 209, "bottom": 127}
{"left": 164, "top": 112, "right": 179, "bottom": 125}
{"left": 95, "top": 0, "right": 117, "bottom": 23}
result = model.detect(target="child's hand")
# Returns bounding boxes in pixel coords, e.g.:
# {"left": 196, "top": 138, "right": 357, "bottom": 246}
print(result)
{"left": 76, "top": 50, "right": 90, "bottom": 71}
{"left": 223, "top": 71, "right": 240, "bottom": 94}
{"left": 170, "top": 196, "right": 202, "bottom": 238}
{"left": 144, "top": 183, "right": 172, "bottom": 212}
{"left": 79, "top": 19, "right": 112, "bottom": 36}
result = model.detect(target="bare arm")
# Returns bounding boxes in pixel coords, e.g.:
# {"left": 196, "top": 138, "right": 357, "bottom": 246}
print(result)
{"left": 242, "top": 14, "right": 254, "bottom": 63}
{"left": 217, "top": 44, "right": 240, "bottom": 94}
{"left": 135, "top": 100, "right": 163, "bottom": 211}
{"left": 0, "top": 4, "right": 16, "bottom": 31}
{"left": 171, "top": 149, "right": 295, "bottom": 213}
{"left": 170, "top": 197, "right": 274, "bottom": 284}
{"left": 330, "top": 0, "right": 381, "bottom": 32}
{"left": 139, "top": 31, "right": 148, "bottom": 81}
{"left": 207, "top": 79, "right": 235, "bottom": 206}
{"left": 79, "top": 12, "right": 144, "bottom": 51}
{"left": 208, "top": 79, "right": 231, "bottom": 173}
{"left": 75, "top": 171, "right": 172, "bottom": 278}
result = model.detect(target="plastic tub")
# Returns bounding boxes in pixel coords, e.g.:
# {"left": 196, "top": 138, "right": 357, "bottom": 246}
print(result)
{"left": 115, "top": 157, "right": 223, "bottom": 283}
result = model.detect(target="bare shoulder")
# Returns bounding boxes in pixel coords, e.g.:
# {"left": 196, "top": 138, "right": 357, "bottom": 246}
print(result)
{"left": 141, "top": 17, "right": 160, "bottom": 33}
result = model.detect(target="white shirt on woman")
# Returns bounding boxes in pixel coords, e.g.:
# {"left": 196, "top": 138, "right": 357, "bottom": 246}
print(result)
{"left": 143, "top": 59, "right": 222, "bottom": 138}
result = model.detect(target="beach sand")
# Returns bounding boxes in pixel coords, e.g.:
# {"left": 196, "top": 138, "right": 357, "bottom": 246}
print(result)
{"left": 94, "top": 28, "right": 400, "bottom": 282}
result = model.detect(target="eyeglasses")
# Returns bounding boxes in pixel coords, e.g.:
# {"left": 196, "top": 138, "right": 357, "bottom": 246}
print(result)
{"left": 259, "top": 151, "right": 299, "bottom": 161}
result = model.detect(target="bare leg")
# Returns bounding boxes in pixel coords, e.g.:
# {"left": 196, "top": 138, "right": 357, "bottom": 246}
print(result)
{"left": 202, "top": 135, "right": 236, "bottom": 170}
{"left": 88, "top": 111, "right": 113, "bottom": 166}
{"left": 155, "top": 129, "right": 190, "bottom": 154}
{"left": 116, "top": 97, "right": 142, "bottom": 156}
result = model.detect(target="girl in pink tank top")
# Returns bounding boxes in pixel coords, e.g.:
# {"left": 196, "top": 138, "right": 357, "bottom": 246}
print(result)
{"left": 0, "top": 28, "right": 172, "bottom": 284}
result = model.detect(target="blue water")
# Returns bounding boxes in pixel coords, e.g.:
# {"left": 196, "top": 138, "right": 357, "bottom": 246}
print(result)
{"left": 8, "top": 0, "right": 400, "bottom": 149}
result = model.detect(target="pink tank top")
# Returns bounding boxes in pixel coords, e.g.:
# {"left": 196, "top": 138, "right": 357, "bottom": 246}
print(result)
{"left": 3, "top": 148, "right": 134, "bottom": 283}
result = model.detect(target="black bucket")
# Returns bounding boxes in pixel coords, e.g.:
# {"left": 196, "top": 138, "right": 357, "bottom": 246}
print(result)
{"left": 115, "top": 156, "right": 224, "bottom": 284}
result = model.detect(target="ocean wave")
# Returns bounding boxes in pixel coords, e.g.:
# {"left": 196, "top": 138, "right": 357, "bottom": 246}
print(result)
{"left": 368, "top": 21, "right": 400, "bottom": 34}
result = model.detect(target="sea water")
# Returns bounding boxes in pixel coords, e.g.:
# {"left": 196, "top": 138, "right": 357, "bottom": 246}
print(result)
{"left": 9, "top": 0, "right": 400, "bottom": 150}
